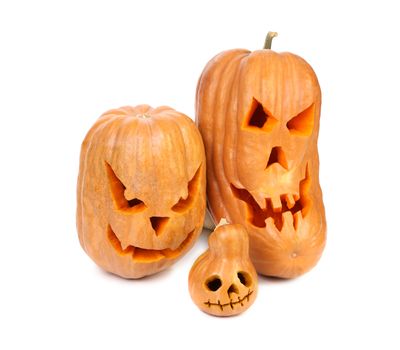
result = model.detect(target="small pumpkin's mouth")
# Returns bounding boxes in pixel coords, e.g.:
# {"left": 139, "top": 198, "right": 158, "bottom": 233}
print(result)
{"left": 107, "top": 225, "right": 196, "bottom": 262}
{"left": 204, "top": 290, "right": 253, "bottom": 311}
{"left": 230, "top": 165, "right": 311, "bottom": 231}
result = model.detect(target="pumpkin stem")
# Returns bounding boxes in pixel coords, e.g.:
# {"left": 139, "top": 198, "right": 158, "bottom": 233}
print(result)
{"left": 216, "top": 218, "right": 229, "bottom": 228}
{"left": 263, "top": 31, "right": 278, "bottom": 49}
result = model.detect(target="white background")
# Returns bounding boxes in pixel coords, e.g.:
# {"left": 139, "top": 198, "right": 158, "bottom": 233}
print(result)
{"left": 1, "top": 0, "right": 399, "bottom": 349}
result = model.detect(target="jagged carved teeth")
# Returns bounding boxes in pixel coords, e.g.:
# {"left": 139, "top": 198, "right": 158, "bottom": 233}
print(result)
{"left": 231, "top": 164, "right": 311, "bottom": 231}
{"left": 252, "top": 193, "right": 299, "bottom": 212}
{"left": 265, "top": 193, "right": 301, "bottom": 212}
{"left": 230, "top": 181, "right": 308, "bottom": 231}
{"left": 249, "top": 193, "right": 303, "bottom": 231}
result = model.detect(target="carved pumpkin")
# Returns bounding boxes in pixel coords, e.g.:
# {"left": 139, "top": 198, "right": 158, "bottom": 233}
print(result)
{"left": 77, "top": 105, "right": 206, "bottom": 278}
{"left": 188, "top": 219, "right": 258, "bottom": 317}
{"left": 196, "top": 33, "right": 326, "bottom": 278}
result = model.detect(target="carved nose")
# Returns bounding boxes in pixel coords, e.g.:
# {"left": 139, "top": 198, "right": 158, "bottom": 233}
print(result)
{"left": 227, "top": 283, "right": 240, "bottom": 296}
{"left": 266, "top": 146, "right": 288, "bottom": 170}
{"left": 150, "top": 216, "right": 169, "bottom": 236}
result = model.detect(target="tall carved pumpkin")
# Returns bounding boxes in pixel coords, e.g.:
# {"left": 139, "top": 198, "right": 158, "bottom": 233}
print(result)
{"left": 77, "top": 105, "right": 206, "bottom": 278}
{"left": 196, "top": 33, "right": 326, "bottom": 278}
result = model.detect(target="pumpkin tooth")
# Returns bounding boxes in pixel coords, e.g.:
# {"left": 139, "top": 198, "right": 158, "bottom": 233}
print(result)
{"left": 285, "top": 194, "right": 296, "bottom": 209}
{"left": 265, "top": 217, "right": 279, "bottom": 234}
{"left": 293, "top": 211, "right": 303, "bottom": 231}
{"left": 130, "top": 246, "right": 136, "bottom": 257}
{"left": 271, "top": 196, "right": 282, "bottom": 212}
{"left": 253, "top": 193, "right": 267, "bottom": 209}
{"left": 120, "top": 241, "right": 132, "bottom": 251}
{"left": 282, "top": 211, "right": 294, "bottom": 229}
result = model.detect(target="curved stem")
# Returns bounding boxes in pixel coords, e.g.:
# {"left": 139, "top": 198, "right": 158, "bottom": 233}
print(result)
{"left": 263, "top": 31, "right": 278, "bottom": 49}
{"left": 216, "top": 218, "right": 229, "bottom": 228}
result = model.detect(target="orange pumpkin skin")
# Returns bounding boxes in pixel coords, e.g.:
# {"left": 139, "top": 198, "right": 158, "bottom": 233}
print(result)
{"left": 77, "top": 105, "right": 206, "bottom": 278}
{"left": 188, "top": 220, "right": 258, "bottom": 317}
{"left": 196, "top": 47, "right": 326, "bottom": 278}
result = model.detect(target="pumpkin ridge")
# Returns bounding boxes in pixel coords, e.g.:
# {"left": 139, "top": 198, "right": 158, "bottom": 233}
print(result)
{"left": 169, "top": 114, "right": 190, "bottom": 188}
{"left": 210, "top": 53, "right": 237, "bottom": 218}
{"left": 215, "top": 53, "right": 249, "bottom": 221}
{"left": 78, "top": 115, "right": 119, "bottom": 251}
{"left": 223, "top": 54, "right": 250, "bottom": 219}
{"left": 231, "top": 53, "right": 252, "bottom": 216}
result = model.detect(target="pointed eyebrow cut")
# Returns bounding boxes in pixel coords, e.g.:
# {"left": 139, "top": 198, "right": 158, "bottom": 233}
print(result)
{"left": 104, "top": 161, "right": 147, "bottom": 213}
{"left": 171, "top": 164, "right": 202, "bottom": 213}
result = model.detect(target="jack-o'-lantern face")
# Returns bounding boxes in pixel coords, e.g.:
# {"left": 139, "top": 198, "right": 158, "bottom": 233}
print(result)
{"left": 77, "top": 105, "right": 206, "bottom": 279}
{"left": 189, "top": 222, "right": 258, "bottom": 317}
{"left": 231, "top": 63, "right": 318, "bottom": 233}
{"left": 105, "top": 161, "right": 202, "bottom": 258}
{"left": 196, "top": 46, "right": 326, "bottom": 278}
{"left": 237, "top": 96, "right": 315, "bottom": 204}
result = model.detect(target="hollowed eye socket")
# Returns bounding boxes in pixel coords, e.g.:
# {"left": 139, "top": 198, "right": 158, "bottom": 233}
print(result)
{"left": 205, "top": 276, "right": 222, "bottom": 292}
{"left": 105, "top": 162, "right": 147, "bottom": 212}
{"left": 127, "top": 198, "right": 144, "bottom": 208}
{"left": 171, "top": 164, "right": 202, "bottom": 213}
{"left": 237, "top": 271, "right": 252, "bottom": 287}
{"left": 243, "top": 98, "right": 277, "bottom": 132}
{"left": 286, "top": 103, "right": 315, "bottom": 136}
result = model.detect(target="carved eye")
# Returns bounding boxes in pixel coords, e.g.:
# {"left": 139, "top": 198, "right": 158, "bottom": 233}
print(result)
{"left": 206, "top": 276, "right": 222, "bottom": 291}
{"left": 286, "top": 103, "right": 315, "bottom": 136}
{"left": 171, "top": 164, "right": 202, "bottom": 213}
{"left": 243, "top": 98, "right": 277, "bottom": 132}
{"left": 237, "top": 271, "right": 252, "bottom": 287}
{"left": 105, "top": 162, "right": 146, "bottom": 212}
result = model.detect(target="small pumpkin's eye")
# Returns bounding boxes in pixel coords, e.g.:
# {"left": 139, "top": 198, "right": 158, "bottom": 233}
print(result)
{"left": 237, "top": 271, "right": 252, "bottom": 287}
{"left": 206, "top": 276, "right": 222, "bottom": 291}
{"left": 171, "top": 164, "right": 202, "bottom": 213}
{"left": 243, "top": 98, "right": 277, "bottom": 132}
{"left": 105, "top": 162, "right": 147, "bottom": 212}
{"left": 286, "top": 103, "right": 315, "bottom": 136}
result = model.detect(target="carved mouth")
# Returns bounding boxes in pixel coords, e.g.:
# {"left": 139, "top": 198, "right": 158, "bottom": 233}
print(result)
{"left": 204, "top": 290, "right": 253, "bottom": 311}
{"left": 107, "top": 225, "right": 196, "bottom": 262}
{"left": 230, "top": 165, "right": 311, "bottom": 231}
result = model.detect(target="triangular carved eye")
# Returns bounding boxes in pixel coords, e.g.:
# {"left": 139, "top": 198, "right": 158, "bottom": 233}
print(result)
{"left": 243, "top": 98, "right": 277, "bottom": 132}
{"left": 172, "top": 164, "right": 202, "bottom": 213}
{"left": 286, "top": 104, "right": 315, "bottom": 136}
{"left": 105, "top": 162, "right": 146, "bottom": 212}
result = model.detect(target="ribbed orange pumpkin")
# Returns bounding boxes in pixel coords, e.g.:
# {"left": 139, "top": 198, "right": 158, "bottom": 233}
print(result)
{"left": 196, "top": 33, "right": 326, "bottom": 278}
{"left": 77, "top": 105, "right": 206, "bottom": 278}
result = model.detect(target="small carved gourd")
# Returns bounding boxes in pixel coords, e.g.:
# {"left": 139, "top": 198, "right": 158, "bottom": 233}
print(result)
{"left": 188, "top": 220, "right": 258, "bottom": 316}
